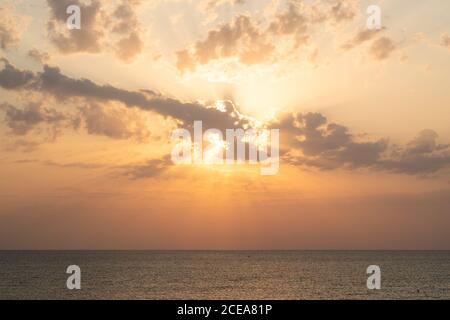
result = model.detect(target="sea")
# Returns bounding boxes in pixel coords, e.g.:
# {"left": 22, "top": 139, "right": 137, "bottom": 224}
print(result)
{"left": 0, "top": 251, "right": 449, "bottom": 299}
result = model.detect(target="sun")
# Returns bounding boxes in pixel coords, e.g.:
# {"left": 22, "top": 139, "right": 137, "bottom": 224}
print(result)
{"left": 202, "top": 131, "right": 228, "bottom": 165}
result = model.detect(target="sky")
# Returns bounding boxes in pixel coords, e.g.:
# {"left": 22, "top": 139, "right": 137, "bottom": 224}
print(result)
{"left": 0, "top": 0, "right": 450, "bottom": 250}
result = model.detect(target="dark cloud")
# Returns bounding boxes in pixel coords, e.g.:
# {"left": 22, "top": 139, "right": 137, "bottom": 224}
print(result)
{"left": 0, "top": 62, "right": 157, "bottom": 142}
{"left": 274, "top": 112, "right": 388, "bottom": 170}
{"left": 46, "top": 0, "right": 104, "bottom": 53}
{"left": 272, "top": 113, "right": 450, "bottom": 175}
{"left": 405, "top": 130, "right": 445, "bottom": 155}
{"left": 378, "top": 130, "right": 450, "bottom": 174}
{"left": 0, "top": 60, "right": 254, "bottom": 151}
{"left": 1, "top": 102, "right": 67, "bottom": 135}
{"left": 120, "top": 155, "right": 172, "bottom": 179}
{"left": 293, "top": 113, "right": 352, "bottom": 156}
{"left": 0, "top": 61, "right": 251, "bottom": 131}
{"left": 46, "top": 0, "right": 144, "bottom": 62}
{"left": 0, "top": 59, "right": 34, "bottom": 89}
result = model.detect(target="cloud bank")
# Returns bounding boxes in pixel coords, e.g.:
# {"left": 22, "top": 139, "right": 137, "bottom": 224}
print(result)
{"left": 1, "top": 59, "right": 450, "bottom": 176}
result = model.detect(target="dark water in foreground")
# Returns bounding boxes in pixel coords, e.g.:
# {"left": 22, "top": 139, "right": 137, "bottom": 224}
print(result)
{"left": 0, "top": 251, "right": 449, "bottom": 299}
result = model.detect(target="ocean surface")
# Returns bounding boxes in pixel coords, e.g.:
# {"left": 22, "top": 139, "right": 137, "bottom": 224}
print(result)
{"left": 0, "top": 251, "right": 449, "bottom": 299}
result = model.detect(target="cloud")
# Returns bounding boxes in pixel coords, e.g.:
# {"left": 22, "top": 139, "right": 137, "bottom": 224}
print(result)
{"left": 8, "top": 158, "right": 107, "bottom": 170}
{"left": 28, "top": 48, "right": 51, "bottom": 64}
{"left": 1, "top": 59, "right": 449, "bottom": 176}
{"left": 39, "top": 65, "right": 249, "bottom": 130}
{"left": 46, "top": 0, "right": 145, "bottom": 62}
{"left": 329, "top": 0, "right": 356, "bottom": 23}
{"left": 111, "top": 0, "right": 144, "bottom": 62}
{"left": 0, "top": 100, "right": 154, "bottom": 145}
{"left": 1, "top": 102, "right": 67, "bottom": 135}
{"left": 440, "top": 33, "right": 450, "bottom": 49}
{"left": 114, "top": 31, "right": 144, "bottom": 62}
{"left": 272, "top": 112, "right": 450, "bottom": 175}
{"left": 0, "top": 61, "right": 252, "bottom": 131}
{"left": 197, "top": 0, "right": 246, "bottom": 24}
{"left": 200, "top": 0, "right": 245, "bottom": 13}
{"left": 341, "top": 28, "right": 383, "bottom": 50}
{"left": 378, "top": 130, "right": 450, "bottom": 174}
{"left": 43, "top": 160, "right": 105, "bottom": 169}
{"left": 176, "top": 15, "right": 275, "bottom": 73}
{"left": 268, "top": 3, "right": 310, "bottom": 47}
{"left": 0, "top": 58, "right": 34, "bottom": 89}
{"left": 46, "top": 0, "right": 104, "bottom": 54}
{"left": 368, "top": 36, "right": 396, "bottom": 60}
{"left": 77, "top": 102, "right": 151, "bottom": 141}
{"left": 274, "top": 112, "right": 389, "bottom": 170}
{"left": 176, "top": 1, "right": 358, "bottom": 73}
{"left": 120, "top": 155, "right": 172, "bottom": 179}
{"left": 342, "top": 28, "right": 397, "bottom": 61}
{"left": 0, "top": 6, "right": 26, "bottom": 50}
{"left": 111, "top": 0, "right": 142, "bottom": 35}
{"left": 405, "top": 129, "right": 444, "bottom": 155}
{"left": 0, "top": 64, "right": 158, "bottom": 142}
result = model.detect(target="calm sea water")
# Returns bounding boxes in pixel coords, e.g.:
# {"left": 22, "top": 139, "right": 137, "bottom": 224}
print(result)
{"left": 0, "top": 251, "right": 449, "bottom": 299}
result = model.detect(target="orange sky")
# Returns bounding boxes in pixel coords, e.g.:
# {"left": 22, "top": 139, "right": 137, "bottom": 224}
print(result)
{"left": 0, "top": 0, "right": 450, "bottom": 249}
